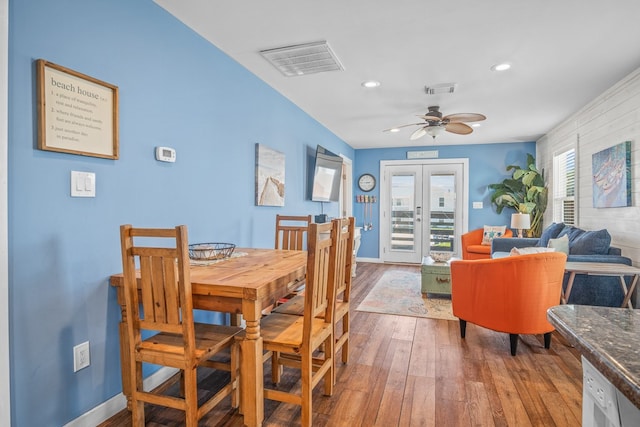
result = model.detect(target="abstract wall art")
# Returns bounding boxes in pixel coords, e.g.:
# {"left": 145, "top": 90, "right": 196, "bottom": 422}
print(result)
{"left": 592, "top": 141, "right": 632, "bottom": 208}
{"left": 255, "top": 143, "right": 285, "bottom": 206}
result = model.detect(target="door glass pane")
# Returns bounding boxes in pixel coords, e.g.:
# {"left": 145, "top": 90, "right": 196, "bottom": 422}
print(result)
{"left": 429, "top": 173, "right": 455, "bottom": 253}
{"left": 391, "top": 174, "right": 415, "bottom": 251}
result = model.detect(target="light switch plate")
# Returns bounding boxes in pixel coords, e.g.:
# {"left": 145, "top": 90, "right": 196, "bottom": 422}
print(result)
{"left": 71, "top": 171, "right": 96, "bottom": 197}
{"left": 472, "top": 202, "right": 483, "bottom": 209}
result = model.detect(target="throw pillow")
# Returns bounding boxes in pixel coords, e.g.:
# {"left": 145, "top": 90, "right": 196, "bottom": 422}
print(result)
{"left": 510, "top": 247, "right": 556, "bottom": 256}
{"left": 558, "top": 225, "right": 586, "bottom": 243}
{"left": 537, "top": 222, "right": 565, "bottom": 247}
{"left": 547, "top": 234, "right": 569, "bottom": 254}
{"left": 569, "top": 229, "right": 611, "bottom": 255}
{"left": 481, "top": 225, "right": 507, "bottom": 245}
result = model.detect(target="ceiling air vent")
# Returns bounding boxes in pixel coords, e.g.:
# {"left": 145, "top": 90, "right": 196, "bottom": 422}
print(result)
{"left": 259, "top": 41, "right": 344, "bottom": 77}
{"left": 424, "top": 82, "right": 458, "bottom": 95}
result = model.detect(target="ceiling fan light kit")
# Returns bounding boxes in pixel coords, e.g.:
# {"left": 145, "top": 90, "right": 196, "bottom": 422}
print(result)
{"left": 426, "top": 125, "right": 446, "bottom": 138}
{"left": 385, "top": 105, "right": 486, "bottom": 141}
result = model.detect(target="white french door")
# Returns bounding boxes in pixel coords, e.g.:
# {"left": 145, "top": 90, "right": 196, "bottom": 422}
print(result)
{"left": 380, "top": 159, "right": 468, "bottom": 264}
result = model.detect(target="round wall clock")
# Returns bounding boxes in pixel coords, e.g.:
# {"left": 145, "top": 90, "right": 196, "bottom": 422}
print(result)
{"left": 358, "top": 173, "right": 376, "bottom": 192}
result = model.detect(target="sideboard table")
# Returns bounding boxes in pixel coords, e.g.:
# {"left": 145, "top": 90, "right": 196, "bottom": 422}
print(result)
{"left": 563, "top": 261, "right": 640, "bottom": 308}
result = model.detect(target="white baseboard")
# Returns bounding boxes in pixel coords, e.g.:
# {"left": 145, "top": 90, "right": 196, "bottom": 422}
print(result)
{"left": 63, "top": 367, "right": 178, "bottom": 427}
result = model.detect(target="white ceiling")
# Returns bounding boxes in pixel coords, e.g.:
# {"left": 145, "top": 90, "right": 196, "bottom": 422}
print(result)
{"left": 155, "top": 0, "right": 640, "bottom": 149}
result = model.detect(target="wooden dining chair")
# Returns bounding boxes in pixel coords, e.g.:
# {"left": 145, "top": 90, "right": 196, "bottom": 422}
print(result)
{"left": 331, "top": 217, "right": 355, "bottom": 374}
{"left": 272, "top": 217, "right": 354, "bottom": 383}
{"left": 272, "top": 214, "right": 313, "bottom": 307}
{"left": 255, "top": 221, "right": 337, "bottom": 427}
{"left": 119, "top": 224, "right": 242, "bottom": 427}
{"left": 274, "top": 214, "right": 313, "bottom": 251}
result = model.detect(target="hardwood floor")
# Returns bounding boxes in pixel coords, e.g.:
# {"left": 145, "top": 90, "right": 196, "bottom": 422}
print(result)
{"left": 100, "top": 262, "right": 583, "bottom": 426}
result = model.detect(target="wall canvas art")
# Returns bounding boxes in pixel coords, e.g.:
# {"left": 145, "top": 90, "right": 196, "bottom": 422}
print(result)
{"left": 255, "top": 144, "right": 285, "bottom": 206}
{"left": 592, "top": 141, "right": 632, "bottom": 208}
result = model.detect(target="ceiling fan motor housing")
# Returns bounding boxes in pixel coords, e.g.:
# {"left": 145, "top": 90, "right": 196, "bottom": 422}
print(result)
{"left": 427, "top": 105, "right": 443, "bottom": 119}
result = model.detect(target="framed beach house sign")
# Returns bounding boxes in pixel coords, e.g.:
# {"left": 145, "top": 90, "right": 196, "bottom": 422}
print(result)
{"left": 37, "top": 59, "right": 119, "bottom": 159}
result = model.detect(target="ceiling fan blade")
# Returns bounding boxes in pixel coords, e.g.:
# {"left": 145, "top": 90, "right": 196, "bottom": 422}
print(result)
{"left": 417, "top": 114, "right": 442, "bottom": 122}
{"left": 382, "top": 122, "right": 425, "bottom": 132}
{"left": 445, "top": 122, "right": 473, "bottom": 135}
{"left": 410, "top": 126, "right": 428, "bottom": 140}
{"left": 443, "top": 113, "right": 486, "bottom": 123}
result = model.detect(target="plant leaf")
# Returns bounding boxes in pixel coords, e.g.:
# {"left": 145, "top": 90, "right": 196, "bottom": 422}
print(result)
{"left": 488, "top": 154, "right": 548, "bottom": 236}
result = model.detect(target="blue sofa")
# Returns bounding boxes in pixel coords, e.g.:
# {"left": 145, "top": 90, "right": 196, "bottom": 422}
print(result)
{"left": 491, "top": 223, "right": 632, "bottom": 307}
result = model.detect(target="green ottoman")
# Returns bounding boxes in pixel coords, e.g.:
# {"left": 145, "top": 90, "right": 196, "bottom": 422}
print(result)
{"left": 421, "top": 256, "right": 455, "bottom": 296}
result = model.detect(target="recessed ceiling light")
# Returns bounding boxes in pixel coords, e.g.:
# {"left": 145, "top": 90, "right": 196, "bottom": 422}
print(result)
{"left": 471, "top": 123, "right": 481, "bottom": 128}
{"left": 361, "top": 80, "right": 380, "bottom": 88}
{"left": 389, "top": 128, "right": 400, "bottom": 133}
{"left": 491, "top": 63, "right": 511, "bottom": 72}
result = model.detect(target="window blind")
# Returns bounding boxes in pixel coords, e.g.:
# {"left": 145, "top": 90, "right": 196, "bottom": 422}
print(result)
{"left": 553, "top": 148, "right": 576, "bottom": 225}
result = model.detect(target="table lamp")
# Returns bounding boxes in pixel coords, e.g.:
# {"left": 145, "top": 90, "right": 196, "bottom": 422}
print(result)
{"left": 511, "top": 213, "right": 531, "bottom": 238}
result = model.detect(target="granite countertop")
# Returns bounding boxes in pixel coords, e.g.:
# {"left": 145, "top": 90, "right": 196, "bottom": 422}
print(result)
{"left": 547, "top": 305, "right": 640, "bottom": 409}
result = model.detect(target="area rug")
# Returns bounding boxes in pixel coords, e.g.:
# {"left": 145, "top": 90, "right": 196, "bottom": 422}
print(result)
{"left": 356, "top": 269, "right": 457, "bottom": 320}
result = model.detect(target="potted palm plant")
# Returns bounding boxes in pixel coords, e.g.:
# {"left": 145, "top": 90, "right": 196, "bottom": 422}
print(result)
{"left": 488, "top": 154, "right": 548, "bottom": 237}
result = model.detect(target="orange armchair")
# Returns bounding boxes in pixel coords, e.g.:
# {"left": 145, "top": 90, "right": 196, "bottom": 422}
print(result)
{"left": 461, "top": 227, "right": 513, "bottom": 260}
{"left": 450, "top": 252, "right": 567, "bottom": 355}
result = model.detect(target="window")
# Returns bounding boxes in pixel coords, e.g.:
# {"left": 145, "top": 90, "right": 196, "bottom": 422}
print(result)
{"left": 553, "top": 148, "right": 576, "bottom": 225}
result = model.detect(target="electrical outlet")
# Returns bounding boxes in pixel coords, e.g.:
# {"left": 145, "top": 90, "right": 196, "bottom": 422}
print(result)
{"left": 73, "top": 341, "right": 90, "bottom": 372}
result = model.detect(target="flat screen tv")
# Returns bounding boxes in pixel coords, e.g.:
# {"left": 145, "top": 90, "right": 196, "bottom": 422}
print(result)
{"left": 311, "top": 145, "right": 343, "bottom": 202}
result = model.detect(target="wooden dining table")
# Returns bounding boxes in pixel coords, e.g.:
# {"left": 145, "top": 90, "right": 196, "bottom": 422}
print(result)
{"left": 109, "top": 248, "right": 307, "bottom": 427}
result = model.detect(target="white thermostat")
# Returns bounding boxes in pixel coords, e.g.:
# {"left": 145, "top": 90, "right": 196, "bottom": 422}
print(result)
{"left": 155, "top": 146, "right": 176, "bottom": 162}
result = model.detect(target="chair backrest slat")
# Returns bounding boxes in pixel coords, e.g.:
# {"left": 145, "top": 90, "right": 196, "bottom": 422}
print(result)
{"left": 138, "top": 254, "right": 182, "bottom": 326}
{"left": 332, "top": 218, "right": 354, "bottom": 301}
{"left": 275, "top": 214, "right": 312, "bottom": 251}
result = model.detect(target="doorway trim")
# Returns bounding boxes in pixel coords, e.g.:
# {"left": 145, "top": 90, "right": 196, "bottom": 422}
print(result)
{"left": 379, "top": 158, "right": 469, "bottom": 263}
{"left": 339, "top": 154, "right": 353, "bottom": 218}
{"left": 1, "top": 0, "right": 10, "bottom": 424}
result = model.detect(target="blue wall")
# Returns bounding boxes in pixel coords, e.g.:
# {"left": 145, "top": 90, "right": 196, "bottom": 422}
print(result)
{"left": 353, "top": 143, "right": 536, "bottom": 258}
{"left": 8, "top": 1, "right": 352, "bottom": 425}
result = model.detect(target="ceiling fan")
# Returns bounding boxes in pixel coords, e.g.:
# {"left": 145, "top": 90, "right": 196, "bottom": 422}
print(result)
{"left": 384, "top": 105, "right": 486, "bottom": 140}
